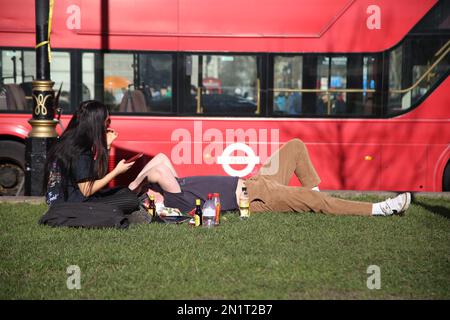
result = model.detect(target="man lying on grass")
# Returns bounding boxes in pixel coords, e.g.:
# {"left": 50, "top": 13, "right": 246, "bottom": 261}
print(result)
{"left": 129, "top": 139, "right": 411, "bottom": 217}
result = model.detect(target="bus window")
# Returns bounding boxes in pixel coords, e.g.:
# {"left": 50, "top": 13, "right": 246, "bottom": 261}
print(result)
{"left": 0, "top": 49, "right": 70, "bottom": 112}
{"left": 1, "top": 50, "right": 33, "bottom": 111}
{"left": 345, "top": 54, "right": 380, "bottom": 116}
{"left": 317, "top": 56, "right": 347, "bottom": 116}
{"left": 96, "top": 52, "right": 173, "bottom": 114}
{"left": 387, "top": 37, "right": 450, "bottom": 115}
{"left": 362, "top": 56, "right": 378, "bottom": 115}
{"left": 184, "top": 54, "right": 258, "bottom": 115}
{"left": 388, "top": 45, "right": 404, "bottom": 112}
{"left": 387, "top": 1, "right": 449, "bottom": 115}
{"left": 103, "top": 53, "right": 134, "bottom": 112}
{"left": 272, "top": 53, "right": 381, "bottom": 117}
{"left": 51, "top": 52, "right": 71, "bottom": 111}
{"left": 331, "top": 57, "right": 348, "bottom": 115}
{"left": 138, "top": 53, "right": 173, "bottom": 113}
{"left": 273, "top": 56, "right": 303, "bottom": 115}
{"left": 82, "top": 52, "right": 95, "bottom": 102}
{"left": 272, "top": 55, "right": 350, "bottom": 116}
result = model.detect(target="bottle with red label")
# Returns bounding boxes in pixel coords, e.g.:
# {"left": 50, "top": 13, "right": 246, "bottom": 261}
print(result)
{"left": 213, "top": 192, "right": 221, "bottom": 225}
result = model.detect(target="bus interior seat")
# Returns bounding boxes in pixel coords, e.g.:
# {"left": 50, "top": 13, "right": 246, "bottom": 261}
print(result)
{"left": 20, "top": 82, "right": 33, "bottom": 97}
{"left": 119, "top": 90, "right": 148, "bottom": 113}
{"left": 0, "top": 88, "right": 6, "bottom": 110}
{"left": 119, "top": 91, "right": 130, "bottom": 112}
{"left": 4, "top": 84, "right": 27, "bottom": 110}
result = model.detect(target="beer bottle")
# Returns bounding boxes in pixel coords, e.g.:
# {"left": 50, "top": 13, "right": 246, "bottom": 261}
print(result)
{"left": 147, "top": 194, "right": 156, "bottom": 221}
{"left": 239, "top": 186, "right": 250, "bottom": 219}
{"left": 195, "top": 199, "right": 203, "bottom": 227}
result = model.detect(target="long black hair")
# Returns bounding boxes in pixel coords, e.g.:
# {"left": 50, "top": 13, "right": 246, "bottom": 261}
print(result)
{"left": 45, "top": 100, "right": 110, "bottom": 199}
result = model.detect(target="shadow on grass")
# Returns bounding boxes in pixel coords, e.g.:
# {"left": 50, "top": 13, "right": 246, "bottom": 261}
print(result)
{"left": 412, "top": 193, "right": 450, "bottom": 220}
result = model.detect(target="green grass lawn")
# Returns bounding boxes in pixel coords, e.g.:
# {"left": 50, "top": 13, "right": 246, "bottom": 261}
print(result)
{"left": 0, "top": 195, "right": 449, "bottom": 300}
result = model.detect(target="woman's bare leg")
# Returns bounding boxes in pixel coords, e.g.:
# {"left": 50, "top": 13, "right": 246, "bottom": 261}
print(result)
{"left": 136, "top": 153, "right": 178, "bottom": 179}
{"left": 131, "top": 153, "right": 178, "bottom": 190}
{"left": 129, "top": 163, "right": 181, "bottom": 193}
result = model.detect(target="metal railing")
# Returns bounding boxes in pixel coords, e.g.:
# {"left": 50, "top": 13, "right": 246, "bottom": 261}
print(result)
{"left": 272, "top": 87, "right": 376, "bottom": 114}
{"left": 390, "top": 40, "right": 449, "bottom": 94}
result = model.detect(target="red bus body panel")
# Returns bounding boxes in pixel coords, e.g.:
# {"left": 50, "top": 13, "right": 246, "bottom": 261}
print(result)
{"left": 2, "top": 77, "right": 448, "bottom": 191}
{"left": 0, "top": 0, "right": 436, "bottom": 52}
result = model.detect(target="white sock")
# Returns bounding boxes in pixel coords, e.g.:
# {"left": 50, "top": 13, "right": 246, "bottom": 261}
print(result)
{"left": 312, "top": 186, "right": 320, "bottom": 192}
{"left": 372, "top": 202, "right": 385, "bottom": 216}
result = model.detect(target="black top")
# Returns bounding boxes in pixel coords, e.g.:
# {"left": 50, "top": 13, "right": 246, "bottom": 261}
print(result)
{"left": 162, "top": 176, "right": 239, "bottom": 214}
{"left": 46, "top": 151, "right": 95, "bottom": 205}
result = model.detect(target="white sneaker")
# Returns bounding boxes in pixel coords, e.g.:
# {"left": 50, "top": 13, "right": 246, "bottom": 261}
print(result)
{"left": 380, "top": 192, "right": 411, "bottom": 216}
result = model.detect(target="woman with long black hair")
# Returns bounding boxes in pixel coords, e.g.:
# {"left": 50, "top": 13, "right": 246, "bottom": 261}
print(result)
{"left": 45, "top": 100, "right": 139, "bottom": 214}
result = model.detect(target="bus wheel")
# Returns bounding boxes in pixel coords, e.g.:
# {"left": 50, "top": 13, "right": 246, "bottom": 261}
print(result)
{"left": 444, "top": 161, "right": 450, "bottom": 192}
{"left": 0, "top": 141, "right": 25, "bottom": 196}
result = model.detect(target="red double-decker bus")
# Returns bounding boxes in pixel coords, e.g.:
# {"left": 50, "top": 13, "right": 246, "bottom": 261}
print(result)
{"left": 0, "top": 0, "right": 449, "bottom": 196}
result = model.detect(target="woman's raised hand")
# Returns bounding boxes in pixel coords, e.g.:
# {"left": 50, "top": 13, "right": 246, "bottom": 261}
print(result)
{"left": 113, "top": 159, "right": 135, "bottom": 175}
{"left": 106, "top": 129, "right": 118, "bottom": 149}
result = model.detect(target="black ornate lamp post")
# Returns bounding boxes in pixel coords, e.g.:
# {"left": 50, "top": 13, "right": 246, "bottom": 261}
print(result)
{"left": 25, "top": 0, "right": 58, "bottom": 196}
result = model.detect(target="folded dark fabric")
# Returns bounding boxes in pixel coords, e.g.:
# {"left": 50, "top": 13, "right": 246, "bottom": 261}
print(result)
{"left": 38, "top": 202, "right": 129, "bottom": 229}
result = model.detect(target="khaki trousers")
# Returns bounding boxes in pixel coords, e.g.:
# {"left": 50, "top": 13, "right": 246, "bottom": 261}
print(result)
{"left": 245, "top": 139, "right": 372, "bottom": 216}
